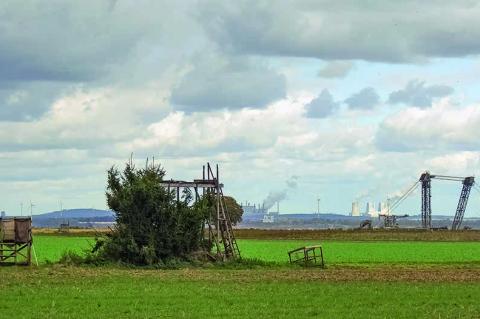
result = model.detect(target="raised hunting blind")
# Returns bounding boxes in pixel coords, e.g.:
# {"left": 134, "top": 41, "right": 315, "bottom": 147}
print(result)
{"left": 0, "top": 217, "right": 33, "bottom": 265}
{"left": 160, "top": 162, "right": 240, "bottom": 260}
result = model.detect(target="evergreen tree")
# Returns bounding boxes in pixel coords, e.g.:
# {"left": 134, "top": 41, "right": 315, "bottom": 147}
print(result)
{"left": 97, "top": 159, "right": 208, "bottom": 265}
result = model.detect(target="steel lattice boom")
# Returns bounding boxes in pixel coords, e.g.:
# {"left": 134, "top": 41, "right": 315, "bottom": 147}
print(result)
{"left": 418, "top": 171, "right": 474, "bottom": 230}
{"left": 419, "top": 172, "right": 432, "bottom": 229}
{"left": 452, "top": 176, "right": 475, "bottom": 230}
{"left": 379, "top": 171, "right": 474, "bottom": 230}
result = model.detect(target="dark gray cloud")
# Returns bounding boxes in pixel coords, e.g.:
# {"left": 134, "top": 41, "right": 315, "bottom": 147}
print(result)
{"left": 305, "top": 89, "right": 339, "bottom": 118}
{"left": 170, "top": 56, "right": 286, "bottom": 112}
{"left": 388, "top": 80, "right": 454, "bottom": 107}
{"left": 318, "top": 61, "right": 353, "bottom": 78}
{"left": 0, "top": 82, "right": 72, "bottom": 121}
{"left": 197, "top": 1, "right": 480, "bottom": 62}
{"left": 0, "top": 1, "right": 199, "bottom": 120}
{"left": 0, "top": 1, "right": 159, "bottom": 82}
{"left": 345, "top": 87, "right": 380, "bottom": 110}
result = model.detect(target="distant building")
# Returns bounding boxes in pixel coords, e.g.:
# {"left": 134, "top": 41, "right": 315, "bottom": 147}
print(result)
{"left": 351, "top": 202, "right": 360, "bottom": 216}
{"left": 262, "top": 214, "right": 275, "bottom": 223}
{"left": 366, "top": 202, "right": 378, "bottom": 217}
{"left": 0, "top": 211, "right": 5, "bottom": 218}
{"left": 378, "top": 202, "right": 389, "bottom": 215}
{"left": 241, "top": 202, "right": 268, "bottom": 216}
{"left": 262, "top": 211, "right": 279, "bottom": 223}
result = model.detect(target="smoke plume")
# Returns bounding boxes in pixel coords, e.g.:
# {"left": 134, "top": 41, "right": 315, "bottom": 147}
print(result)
{"left": 262, "top": 176, "right": 298, "bottom": 210}
{"left": 354, "top": 189, "right": 373, "bottom": 202}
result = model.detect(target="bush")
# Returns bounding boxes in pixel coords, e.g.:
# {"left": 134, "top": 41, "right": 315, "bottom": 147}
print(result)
{"left": 95, "top": 159, "right": 209, "bottom": 265}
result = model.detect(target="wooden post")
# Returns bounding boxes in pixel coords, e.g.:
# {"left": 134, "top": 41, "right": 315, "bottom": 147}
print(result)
{"left": 216, "top": 183, "right": 221, "bottom": 258}
{"left": 27, "top": 243, "right": 31, "bottom": 266}
{"left": 202, "top": 165, "right": 205, "bottom": 196}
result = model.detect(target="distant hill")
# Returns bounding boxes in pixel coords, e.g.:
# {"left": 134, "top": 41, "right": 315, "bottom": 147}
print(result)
{"left": 28, "top": 208, "right": 115, "bottom": 228}
{"left": 34, "top": 208, "right": 115, "bottom": 220}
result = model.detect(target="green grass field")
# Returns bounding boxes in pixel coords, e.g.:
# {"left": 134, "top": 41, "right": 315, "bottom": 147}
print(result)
{"left": 32, "top": 235, "right": 480, "bottom": 265}
{"left": 34, "top": 235, "right": 94, "bottom": 263}
{"left": 1, "top": 267, "right": 479, "bottom": 318}
{"left": 2, "top": 234, "right": 479, "bottom": 318}
{"left": 240, "top": 239, "right": 480, "bottom": 265}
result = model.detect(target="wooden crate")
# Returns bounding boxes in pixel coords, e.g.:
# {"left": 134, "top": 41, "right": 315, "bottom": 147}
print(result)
{"left": 1, "top": 219, "right": 15, "bottom": 242}
{"left": 15, "top": 218, "right": 32, "bottom": 243}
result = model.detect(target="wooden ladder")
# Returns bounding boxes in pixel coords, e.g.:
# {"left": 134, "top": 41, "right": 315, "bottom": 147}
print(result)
{"left": 206, "top": 163, "right": 240, "bottom": 260}
{"left": 218, "top": 192, "right": 240, "bottom": 259}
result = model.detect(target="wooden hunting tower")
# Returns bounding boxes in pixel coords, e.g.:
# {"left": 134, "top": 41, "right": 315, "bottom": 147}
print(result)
{"left": 0, "top": 217, "right": 32, "bottom": 265}
{"left": 160, "top": 163, "right": 240, "bottom": 260}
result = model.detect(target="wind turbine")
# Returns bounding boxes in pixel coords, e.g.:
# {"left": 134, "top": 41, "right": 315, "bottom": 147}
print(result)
{"left": 317, "top": 197, "right": 321, "bottom": 217}
{"left": 29, "top": 201, "right": 35, "bottom": 216}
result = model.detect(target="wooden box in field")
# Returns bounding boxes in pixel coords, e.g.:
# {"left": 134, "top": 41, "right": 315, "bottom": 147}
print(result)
{"left": 0, "top": 217, "right": 32, "bottom": 266}
{"left": 0, "top": 218, "right": 31, "bottom": 243}
{"left": 1, "top": 219, "right": 15, "bottom": 242}
{"left": 14, "top": 218, "right": 32, "bottom": 243}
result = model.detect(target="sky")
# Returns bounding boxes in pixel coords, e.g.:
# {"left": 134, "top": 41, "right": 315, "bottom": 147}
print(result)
{"left": 2, "top": 0, "right": 480, "bottom": 216}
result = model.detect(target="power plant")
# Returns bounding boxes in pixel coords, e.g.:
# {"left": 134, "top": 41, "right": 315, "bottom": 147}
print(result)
{"left": 241, "top": 202, "right": 268, "bottom": 216}
{"left": 351, "top": 201, "right": 389, "bottom": 217}
{"left": 241, "top": 201, "right": 279, "bottom": 223}
{"left": 351, "top": 202, "right": 360, "bottom": 216}
{"left": 241, "top": 170, "right": 479, "bottom": 230}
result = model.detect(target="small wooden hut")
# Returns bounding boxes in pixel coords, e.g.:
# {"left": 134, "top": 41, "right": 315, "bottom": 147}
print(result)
{"left": 0, "top": 217, "right": 32, "bottom": 265}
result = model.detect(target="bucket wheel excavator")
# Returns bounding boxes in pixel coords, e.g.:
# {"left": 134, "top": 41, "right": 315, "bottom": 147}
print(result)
{"left": 389, "top": 172, "right": 476, "bottom": 230}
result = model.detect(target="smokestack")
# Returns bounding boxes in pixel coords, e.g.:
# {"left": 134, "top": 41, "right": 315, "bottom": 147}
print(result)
{"left": 277, "top": 201, "right": 279, "bottom": 214}
{"left": 351, "top": 202, "right": 360, "bottom": 216}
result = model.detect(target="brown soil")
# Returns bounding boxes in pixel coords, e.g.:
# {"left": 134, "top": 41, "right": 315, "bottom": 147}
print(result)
{"left": 33, "top": 228, "right": 111, "bottom": 237}
{"left": 233, "top": 228, "right": 480, "bottom": 241}
{"left": 3, "top": 265, "right": 480, "bottom": 283}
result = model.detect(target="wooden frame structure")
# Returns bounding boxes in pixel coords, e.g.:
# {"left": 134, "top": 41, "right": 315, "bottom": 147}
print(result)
{"left": 288, "top": 245, "right": 324, "bottom": 267}
{"left": 0, "top": 217, "right": 32, "bottom": 265}
{"left": 160, "top": 163, "right": 240, "bottom": 260}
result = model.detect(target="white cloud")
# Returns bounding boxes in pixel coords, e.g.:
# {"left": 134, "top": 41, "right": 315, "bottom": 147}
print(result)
{"left": 0, "top": 1, "right": 479, "bottom": 215}
{"left": 125, "top": 96, "right": 308, "bottom": 156}
{"left": 426, "top": 152, "right": 480, "bottom": 175}
{"left": 376, "top": 99, "right": 480, "bottom": 152}
{"left": 0, "top": 85, "right": 171, "bottom": 151}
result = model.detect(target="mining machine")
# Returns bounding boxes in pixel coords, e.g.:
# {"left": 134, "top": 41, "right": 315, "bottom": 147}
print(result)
{"left": 389, "top": 172, "right": 475, "bottom": 230}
